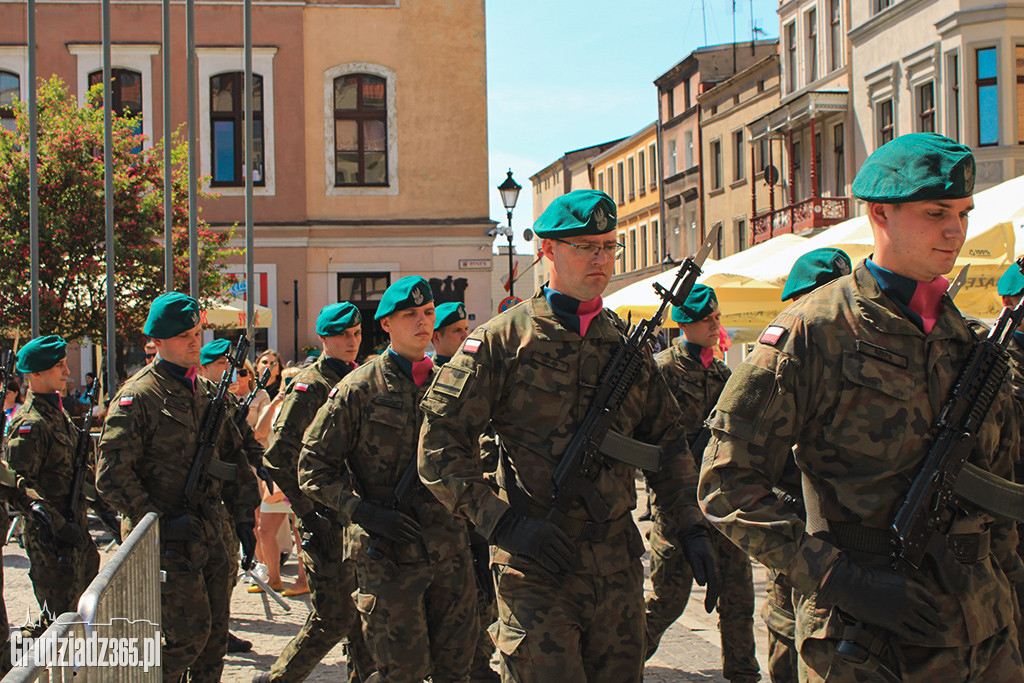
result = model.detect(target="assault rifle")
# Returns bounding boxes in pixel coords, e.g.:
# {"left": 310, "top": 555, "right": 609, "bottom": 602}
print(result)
{"left": 837, "top": 256, "right": 1024, "bottom": 671}
{"left": 234, "top": 367, "right": 272, "bottom": 429}
{"left": 60, "top": 378, "right": 102, "bottom": 563}
{"left": 547, "top": 225, "right": 720, "bottom": 529}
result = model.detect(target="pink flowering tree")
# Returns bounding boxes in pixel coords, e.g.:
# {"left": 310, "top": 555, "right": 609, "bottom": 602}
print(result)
{"left": 0, "top": 76, "right": 237, "bottom": 370}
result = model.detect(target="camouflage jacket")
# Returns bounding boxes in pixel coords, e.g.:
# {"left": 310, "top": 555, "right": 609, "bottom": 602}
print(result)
{"left": 419, "top": 289, "right": 703, "bottom": 576}
{"left": 96, "top": 360, "right": 259, "bottom": 529}
{"left": 299, "top": 352, "right": 468, "bottom": 564}
{"left": 264, "top": 356, "right": 348, "bottom": 518}
{"left": 699, "top": 261, "right": 1019, "bottom": 647}
{"left": 654, "top": 340, "right": 730, "bottom": 445}
{"left": 4, "top": 392, "right": 84, "bottom": 531}
{"left": 228, "top": 393, "right": 267, "bottom": 471}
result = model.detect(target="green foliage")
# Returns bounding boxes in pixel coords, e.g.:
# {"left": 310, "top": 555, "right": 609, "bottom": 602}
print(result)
{"left": 0, "top": 76, "right": 237, "bottom": 348}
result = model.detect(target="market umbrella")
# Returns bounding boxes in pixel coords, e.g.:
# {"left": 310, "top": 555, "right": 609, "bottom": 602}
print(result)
{"left": 201, "top": 297, "right": 274, "bottom": 328}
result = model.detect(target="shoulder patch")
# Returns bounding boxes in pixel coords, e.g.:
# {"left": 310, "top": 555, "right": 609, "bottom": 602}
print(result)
{"left": 759, "top": 325, "right": 788, "bottom": 347}
{"left": 17, "top": 424, "right": 31, "bottom": 435}
{"left": 118, "top": 395, "right": 134, "bottom": 407}
{"left": 433, "top": 364, "right": 473, "bottom": 399}
{"left": 462, "top": 338, "right": 482, "bottom": 354}
{"left": 294, "top": 382, "right": 309, "bottom": 392}
{"left": 328, "top": 387, "right": 338, "bottom": 398}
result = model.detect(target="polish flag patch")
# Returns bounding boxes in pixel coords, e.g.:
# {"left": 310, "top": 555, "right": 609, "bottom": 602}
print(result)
{"left": 294, "top": 383, "right": 309, "bottom": 392}
{"left": 759, "top": 325, "right": 787, "bottom": 346}
{"left": 462, "top": 339, "right": 481, "bottom": 354}
{"left": 328, "top": 387, "right": 339, "bottom": 399}
{"left": 119, "top": 396, "right": 134, "bottom": 406}
{"left": 17, "top": 424, "right": 31, "bottom": 434}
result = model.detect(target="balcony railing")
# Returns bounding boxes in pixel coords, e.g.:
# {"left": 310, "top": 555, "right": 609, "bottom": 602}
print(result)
{"left": 751, "top": 196, "right": 850, "bottom": 245}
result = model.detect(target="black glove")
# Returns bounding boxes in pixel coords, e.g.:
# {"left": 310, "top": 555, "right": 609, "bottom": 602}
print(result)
{"left": 99, "top": 511, "right": 122, "bottom": 543}
{"left": 299, "top": 508, "right": 336, "bottom": 557}
{"left": 160, "top": 511, "right": 197, "bottom": 543}
{"left": 236, "top": 522, "right": 257, "bottom": 572}
{"left": 679, "top": 525, "right": 719, "bottom": 613}
{"left": 817, "top": 553, "right": 943, "bottom": 641}
{"left": 29, "top": 502, "right": 55, "bottom": 544}
{"left": 256, "top": 466, "right": 275, "bottom": 492}
{"left": 490, "top": 511, "right": 577, "bottom": 576}
{"left": 351, "top": 501, "right": 421, "bottom": 545}
{"left": 54, "top": 521, "right": 86, "bottom": 549}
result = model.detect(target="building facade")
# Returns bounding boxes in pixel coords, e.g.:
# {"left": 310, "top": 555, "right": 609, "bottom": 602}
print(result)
{"left": 0, "top": 0, "right": 493, "bottom": 370}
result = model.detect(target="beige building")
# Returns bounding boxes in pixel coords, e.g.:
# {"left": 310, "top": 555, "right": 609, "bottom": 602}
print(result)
{"left": 848, "top": 0, "right": 1024, "bottom": 190}
{"left": 1, "top": 0, "right": 493, "bottom": 370}
{"left": 698, "top": 53, "right": 781, "bottom": 258}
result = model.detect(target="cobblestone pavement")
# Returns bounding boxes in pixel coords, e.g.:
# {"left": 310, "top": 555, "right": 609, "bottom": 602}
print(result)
{"left": 1, "top": 482, "right": 771, "bottom": 682}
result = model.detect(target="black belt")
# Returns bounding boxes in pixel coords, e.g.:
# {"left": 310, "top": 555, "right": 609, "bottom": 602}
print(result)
{"left": 830, "top": 521, "right": 990, "bottom": 564}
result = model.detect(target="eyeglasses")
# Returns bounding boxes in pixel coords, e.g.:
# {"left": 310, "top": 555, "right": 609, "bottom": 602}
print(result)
{"left": 144, "top": 353, "right": 156, "bottom": 360}
{"left": 237, "top": 369, "right": 249, "bottom": 378}
{"left": 553, "top": 238, "right": 625, "bottom": 260}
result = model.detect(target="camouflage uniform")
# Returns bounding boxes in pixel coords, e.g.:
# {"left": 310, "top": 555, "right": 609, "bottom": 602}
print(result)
{"left": 299, "top": 353, "right": 477, "bottom": 683}
{"left": 646, "top": 341, "right": 759, "bottom": 682}
{"left": 5, "top": 391, "right": 100, "bottom": 624}
{"left": 96, "top": 361, "right": 260, "bottom": 683}
{"left": 262, "top": 356, "right": 372, "bottom": 683}
{"left": 418, "top": 291, "right": 707, "bottom": 683}
{"left": 699, "top": 262, "right": 1024, "bottom": 682}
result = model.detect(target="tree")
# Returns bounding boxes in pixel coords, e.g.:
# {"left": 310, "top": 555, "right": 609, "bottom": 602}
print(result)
{"left": 0, "top": 76, "right": 237, "bottom": 373}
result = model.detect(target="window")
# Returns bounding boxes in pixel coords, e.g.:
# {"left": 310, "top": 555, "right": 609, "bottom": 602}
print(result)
{"left": 806, "top": 9, "right": 818, "bottom": 84}
{"left": 648, "top": 144, "right": 657, "bottom": 188}
{"left": 638, "top": 149, "right": 646, "bottom": 192}
{"left": 757, "top": 79, "right": 765, "bottom": 93}
{"left": 669, "top": 139, "right": 677, "bottom": 175}
{"left": 714, "top": 222, "right": 724, "bottom": 259}
{"left": 338, "top": 272, "right": 391, "bottom": 358}
{"left": 757, "top": 137, "right": 768, "bottom": 175}
{"left": 629, "top": 229, "right": 637, "bottom": 270}
{"left": 627, "top": 156, "right": 636, "bottom": 200}
{"left": 878, "top": 99, "right": 894, "bottom": 145}
{"left": 334, "top": 74, "right": 387, "bottom": 186}
{"left": 785, "top": 22, "right": 797, "bottom": 93}
{"left": 640, "top": 224, "right": 648, "bottom": 269}
{"left": 597, "top": 172, "right": 604, "bottom": 193}
{"left": 69, "top": 44, "right": 159, "bottom": 147}
{"left": 209, "top": 72, "right": 265, "bottom": 186}
{"left": 733, "top": 130, "right": 745, "bottom": 181}
{"left": 834, "top": 123, "right": 845, "bottom": 195}
{"left": 814, "top": 132, "right": 822, "bottom": 196}
{"left": 652, "top": 219, "right": 660, "bottom": 262}
{"left": 683, "top": 80, "right": 691, "bottom": 110}
{"left": 792, "top": 139, "right": 802, "bottom": 200}
{"left": 607, "top": 166, "right": 615, "bottom": 201}
{"left": 684, "top": 131, "right": 694, "bottom": 169}
{"left": 1017, "top": 46, "right": 1024, "bottom": 144}
{"left": 667, "top": 90, "right": 674, "bottom": 119}
{"left": 917, "top": 81, "right": 935, "bottom": 133}
{"left": 737, "top": 218, "right": 746, "bottom": 252}
{"left": 617, "top": 231, "right": 626, "bottom": 273}
{"left": 977, "top": 47, "right": 998, "bottom": 147}
{"left": 830, "top": 0, "right": 842, "bottom": 72}
{"left": 89, "top": 68, "right": 143, "bottom": 151}
{"left": 710, "top": 139, "right": 723, "bottom": 190}
{"left": 616, "top": 161, "right": 625, "bottom": 204}
{"left": 0, "top": 70, "right": 18, "bottom": 133}
{"left": 948, "top": 51, "right": 961, "bottom": 142}
{"left": 874, "top": 0, "right": 892, "bottom": 13}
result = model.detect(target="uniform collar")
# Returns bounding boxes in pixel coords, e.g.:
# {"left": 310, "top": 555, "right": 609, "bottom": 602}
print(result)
{"left": 321, "top": 355, "right": 355, "bottom": 382}
{"left": 527, "top": 287, "right": 621, "bottom": 342}
{"left": 380, "top": 350, "right": 434, "bottom": 393}
{"left": 852, "top": 260, "right": 967, "bottom": 342}
{"left": 152, "top": 359, "right": 199, "bottom": 396}
{"left": 25, "top": 390, "right": 64, "bottom": 416}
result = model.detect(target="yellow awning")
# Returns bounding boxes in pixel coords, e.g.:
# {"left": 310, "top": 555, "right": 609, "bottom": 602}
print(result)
{"left": 201, "top": 297, "right": 273, "bottom": 328}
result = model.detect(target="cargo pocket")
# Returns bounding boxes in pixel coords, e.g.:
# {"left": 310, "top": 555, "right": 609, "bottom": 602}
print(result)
{"left": 352, "top": 589, "right": 390, "bottom": 669}
{"left": 489, "top": 617, "right": 533, "bottom": 681}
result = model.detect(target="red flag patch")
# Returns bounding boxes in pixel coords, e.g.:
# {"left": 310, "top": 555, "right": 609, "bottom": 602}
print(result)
{"left": 462, "top": 339, "right": 481, "bottom": 354}
{"left": 295, "top": 383, "right": 309, "bottom": 392}
{"left": 759, "top": 325, "right": 787, "bottom": 346}
{"left": 328, "top": 387, "right": 338, "bottom": 398}
{"left": 119, "top": 396, "right": 134, "bottom": 406}
{"left": 17, "top": 424, "right": 31, "bottom": 434}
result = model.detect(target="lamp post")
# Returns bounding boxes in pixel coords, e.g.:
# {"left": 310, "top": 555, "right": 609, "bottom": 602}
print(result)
{"left": 497, "top": 170, "right": 521, "bottom": 299}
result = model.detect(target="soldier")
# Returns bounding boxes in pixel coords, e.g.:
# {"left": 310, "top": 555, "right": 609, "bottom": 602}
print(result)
{"left": 418, "top": 189, "right": 718, "bottom": 683}
{"left": 300, "top": 277, "right": 478, "bottom": 683}
{"left": 5, "top": 335, "right": 100, "bottom": 631}
{"left": 96, "top": 292, "right": 260, "bottom": 683}
{"left": 432, "top": 301, "right": 470, "bottom": 366}
{"left": 254, "top": 301, "right": 372, "bottom": 683}
{"left": 699, "top": 133, "right": 1024, "bottom": 681}
{"left": 761, "top": 248, "right": 852, "bottom": 683}
{"left": 643, "top": 284, "right": 759, "bottom": 683}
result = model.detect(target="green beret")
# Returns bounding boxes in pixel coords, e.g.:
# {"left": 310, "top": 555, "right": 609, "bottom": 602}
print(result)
{"left": 316, "top": 302, "right": 362, "bottom": 336}
{"left": 16, "top": 335, "right": 67, "bottom": 374}
{"left": 144, "top": 292, "right": 201, "bottom": 339}
{"left": 671, "top": 284, "right": 718, "bottom": 324}
{"left": 533, "top": 190, "right": 617, "bottom": 238}
{"left": 782, "top": 248, "right": 852, "bottom": 301}
{"left": 434, "top": 302, "right": 467, "bottom": 330}
{"left": 200, "top": 338, "right": 231, "bottom": 366}
{"left": 998, "top": 264, "right": 1024, "bottom": 297}
{"left": 375, "top": 276, "right": 434, "bottom": 320}
{"left": 851, "top": 133, "right": 975, "bottom": 203}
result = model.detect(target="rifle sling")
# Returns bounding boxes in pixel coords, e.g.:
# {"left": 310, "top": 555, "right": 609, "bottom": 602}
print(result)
{"left": 954, "top": 462, "right": 1024, "bottom": 523}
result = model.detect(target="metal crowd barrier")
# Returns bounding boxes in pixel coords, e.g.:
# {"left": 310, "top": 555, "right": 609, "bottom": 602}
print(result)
{"left": 2, "top": 512, "right": 161, "bottom": 682}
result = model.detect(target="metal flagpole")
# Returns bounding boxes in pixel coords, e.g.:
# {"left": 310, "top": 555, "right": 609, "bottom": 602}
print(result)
{"left": 163, "top": 0, "right": 173, "bottom": 292}
{"left": 27, "top": 0, "right": 38, "bottom": 337}
{"left": 102, "top": 0, "right": 117, "bottom": 397}
{"left": 187, "top": 0, "right": 198, "bottom": 299}
{"left": 244, "top": 0, "right": 255, "bottom": 359}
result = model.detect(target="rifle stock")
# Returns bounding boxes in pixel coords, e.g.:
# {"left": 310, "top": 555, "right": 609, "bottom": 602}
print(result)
{"left": 60, "top": 378, "right": 101, "bottom": 563}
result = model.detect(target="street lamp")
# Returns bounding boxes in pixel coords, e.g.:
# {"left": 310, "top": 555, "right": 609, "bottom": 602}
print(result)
{"left": 497, "top": 170, "right": 521, "bottom": 298}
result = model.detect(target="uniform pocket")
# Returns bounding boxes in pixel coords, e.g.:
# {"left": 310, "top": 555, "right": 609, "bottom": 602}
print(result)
{"left": 352, "top": 589, "right": 376, "bottom": 616}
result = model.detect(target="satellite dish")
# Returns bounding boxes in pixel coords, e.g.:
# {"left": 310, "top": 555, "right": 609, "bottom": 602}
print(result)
{"left": 763, "top": 165, "right": 780, "bottom": 186}
{"left": 523, "top": 229, "right": 534, "bottom": 241}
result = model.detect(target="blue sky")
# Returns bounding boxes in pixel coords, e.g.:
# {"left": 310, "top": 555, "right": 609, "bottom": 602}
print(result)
{"left": 485, "top": 0, "right": 781, "bottom": 252}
